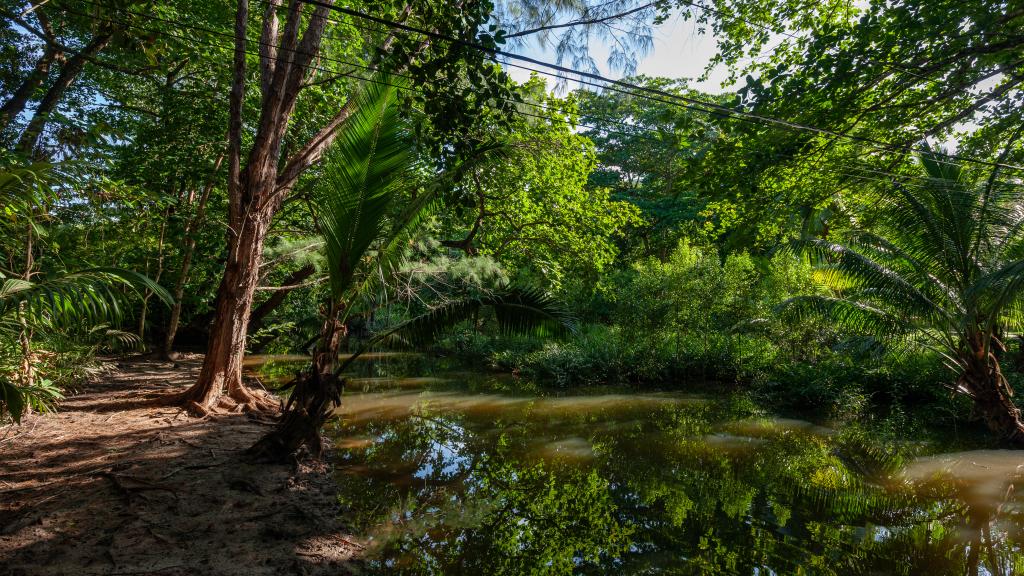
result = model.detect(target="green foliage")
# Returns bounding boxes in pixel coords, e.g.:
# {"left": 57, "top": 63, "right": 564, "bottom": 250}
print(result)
{"left": 501, "top": 324, "right": 626, "bottom": 386}
{"left": 576, "top": 77, "right": 725, "bottom": 257}
{"left": 0, "top": 375, "right": 62, "bottom": 424}
{"left": 0, "top": 268, "right": 171, "bottom": 327}
{"left": 780, "top": 149, "right": 1024, "bottom": 395}
{"left": 383, "top": 286, "right": 578, "bottom": 349}
{"left": 467, "top": 237, "right": 973, "bottom": 422}
{"left": 438, "top": 77, "right": 642, "bottom": 294}
{"left": 314, "top": 75, "right": 413, "bottom": 302}
{"left": 0, "top": 162, "right": 170, "bottom": 423}
{"left": 487, "top": 243, "right": 822, "bottom": 386}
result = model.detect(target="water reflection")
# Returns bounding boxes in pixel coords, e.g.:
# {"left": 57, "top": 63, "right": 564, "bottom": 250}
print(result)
{"left": 248, "top": 358, "right": 1024, "bottom": 574}
{"left": 899, "top": 451, "right": 1024, "bottom": 576}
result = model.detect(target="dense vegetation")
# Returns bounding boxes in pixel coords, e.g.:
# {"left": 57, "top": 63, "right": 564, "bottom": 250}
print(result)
{"left": 2, "top": 0, "right": 1024, "bottom": 454}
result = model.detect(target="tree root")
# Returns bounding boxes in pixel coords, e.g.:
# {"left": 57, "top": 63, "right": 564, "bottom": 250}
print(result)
{"left": 152, "top": 383, "right": 280, "bottom": 418}
{"left": 224, "top": 383, "right": 281, "bottom": 413}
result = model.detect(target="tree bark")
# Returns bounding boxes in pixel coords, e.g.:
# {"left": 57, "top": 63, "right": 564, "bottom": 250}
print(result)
{"left": 0, "top": 5, "right": 58, "bottom": 134}
{"left": 959, "top": 353, "right": 1024, "bottom": 444}
{"left": 248, "top": 299, "right": 346, "bottom": 460}
{"left": 179, "top": 200, "right": 279, "bottom": 412}
{"left": 174, "top": 0, "right": 332, "bottom": 413}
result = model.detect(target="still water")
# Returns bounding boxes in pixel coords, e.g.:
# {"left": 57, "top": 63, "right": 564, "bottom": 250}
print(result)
{"left": 251, "top": 356, "right": 1024, "bottom": 575}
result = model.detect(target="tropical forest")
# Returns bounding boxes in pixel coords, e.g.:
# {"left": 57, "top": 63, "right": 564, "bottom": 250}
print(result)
{"left": 2, "top": 0, "right": 1024, "bottom": 574}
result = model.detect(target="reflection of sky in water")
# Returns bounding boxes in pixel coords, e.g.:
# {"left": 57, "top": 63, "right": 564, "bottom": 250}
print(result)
{"left": 250, "top": 357, "right": 1024, "bottom": 574}
{"left": 413, "top": 432, "right": 469, "bottom": 480}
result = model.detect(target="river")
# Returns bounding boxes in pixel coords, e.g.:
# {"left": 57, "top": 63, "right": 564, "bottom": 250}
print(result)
{"left": 249, "top": 355, "right": 1024, "bottom": 575}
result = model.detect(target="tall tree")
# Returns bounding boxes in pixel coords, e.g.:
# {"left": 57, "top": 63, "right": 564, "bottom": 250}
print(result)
{"left": 174, "top": 0, "right": 520, "bottom": 413}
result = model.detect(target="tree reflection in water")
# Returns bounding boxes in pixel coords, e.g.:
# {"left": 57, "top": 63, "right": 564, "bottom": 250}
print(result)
{"left": 312, "top": 374, "right": 1024, "bottom": 575}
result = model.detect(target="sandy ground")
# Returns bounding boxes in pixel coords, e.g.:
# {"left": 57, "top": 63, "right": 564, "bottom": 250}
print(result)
{"left": 0, "top": 358, "right": 364, "bottom": 575}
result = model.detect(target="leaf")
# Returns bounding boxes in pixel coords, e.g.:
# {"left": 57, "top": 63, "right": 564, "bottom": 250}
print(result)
{"left": 380, "top": 285, "right": 578, "bottom": 348}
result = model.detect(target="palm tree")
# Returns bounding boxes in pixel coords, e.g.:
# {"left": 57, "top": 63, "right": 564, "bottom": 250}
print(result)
{"left": 783, "top": 146, "right": 1024, "bottom": 442}
{"left": 249, "top": 78, "right": 576, "bottom": 460}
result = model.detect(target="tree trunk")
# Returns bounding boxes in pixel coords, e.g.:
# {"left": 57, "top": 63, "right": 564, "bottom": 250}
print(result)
{"left": 959, "top": 355, "right": 1024, "bottom": 444}
{"left": 171, "top": 0, "right": 334, "bottom": 412}
{"left": 162, "top": 241, "right": 196, "bottom": 359}
{"left": 312, "top": 301, "right": 346, "bottom": 378}
{"left": 248, "top": 300, "right": 346, "bottom": 460}
{"left": 139, "top": 213, "right": 168, "bottom": 342}
{"left": 18, "top": 211, "right": 35, "bottom": 388}
{"left": 177, "top": 197, "right": 279, "bottom": 413}
{"left": 17, "top": 31, "right": 113, "bottom": 155}
{"left": 0, "top": 44, "right": 59, "bottom": 134}
{"left": 171, "top": 0, "right": 399, "bottom": 413}
{"left": 163, "top": 154, "right": 223, "bottom": 359}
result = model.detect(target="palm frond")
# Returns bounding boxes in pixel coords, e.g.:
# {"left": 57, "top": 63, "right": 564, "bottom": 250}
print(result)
{"left": 842, "top": 230, "right": 961, "bottom": 312}
{"left": 88, "top": 325, "right": 145, "bottom": 352}
{"left": 776, "top": 295, "right": 908, "bottom": 341}
{"left": 969, "top": 259, "right": 1024, "bottom": 317}
{"left": 883, "top": 181, "right": 964, "bottom": 284}
{"left": 784, "top": 145, "right": 1024, "bottom": 385}
{"left": 1, "top": 377, "right": 62, "bottom": 424}
{"left": 0, "top": 267, "right": 172, "bottom": 328}
{"left": 0, "top": 162, "right": 54, "bottom": 209}
{"left": 315, "top": 74, "right": 412, "bottom": 299}
{"left": 380, "top": 286, "right": 578, "bottom": 348}
{"left": 0, "top": 162, "right": 56, "bottom": 246}
{"left": 801, "top": 238, "right": 946, "bottom": 319}
{"left": 321, "top": 118, "right": 509, "bottom": 313}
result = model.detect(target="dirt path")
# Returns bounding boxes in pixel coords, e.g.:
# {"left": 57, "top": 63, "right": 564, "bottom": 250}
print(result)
{"left": 0, "top": 358, "right": 364, "bottom": 575}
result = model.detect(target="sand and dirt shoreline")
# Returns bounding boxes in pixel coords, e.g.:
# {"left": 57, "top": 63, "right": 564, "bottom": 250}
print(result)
{"left": 0, "top": 357, "right": 362, "bottom": 575}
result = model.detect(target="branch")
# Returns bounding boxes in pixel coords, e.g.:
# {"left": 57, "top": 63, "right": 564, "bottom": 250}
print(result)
{"left": 227, "top": 0, "right": 249, "bottom": 229}
{"left": 277, "top": 0, "right": 332, "bottom": 137}
{"left": 0, "top": 7, "right": 159, "bottom": 78}
{"left": 248, "top": 263, "right": 318, "bottom": 334}
{"left": 274, "top": 4, "right": 416, "bottom": 195}
{"left": 921, "top": 74, "right": 1024, "bottom": 139}
{"left": 247, "top": 0, "right": 331, "bottom": 195}
{"left": 505, "top": 1, "right": 658, "bottom": 39}
{"left": 442, "top": 168, "right": 487, "bottom": 254}
{"left": 256, "top": 277, "right": 325, "bottom": 291}
{"left": 260, "top": 0, "right": 282, "bottom": 102}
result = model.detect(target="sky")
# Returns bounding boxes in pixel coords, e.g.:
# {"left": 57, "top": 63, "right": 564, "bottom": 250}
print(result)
{"left": 504, "top": 12, "right": 734, "bottom": 94}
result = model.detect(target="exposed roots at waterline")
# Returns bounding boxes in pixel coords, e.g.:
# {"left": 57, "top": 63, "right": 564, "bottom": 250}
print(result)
{"left": 156, "top": 379, "right": 282, "bottom": 418}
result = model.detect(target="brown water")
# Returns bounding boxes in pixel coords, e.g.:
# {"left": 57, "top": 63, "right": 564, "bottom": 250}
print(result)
{"left": 251, "top": 356, "right": 1024, "bottom": 575}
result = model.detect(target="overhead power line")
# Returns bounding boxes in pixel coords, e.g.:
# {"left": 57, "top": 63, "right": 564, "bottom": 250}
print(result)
{"left": 296, "top": 0, "right": 1024, "bottom": 173}
{"left": 54, "top": 0, "right": 1023, "bottom": 191}
{"left": 62, "top": 0, "right": 1024, "bottom": 176}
